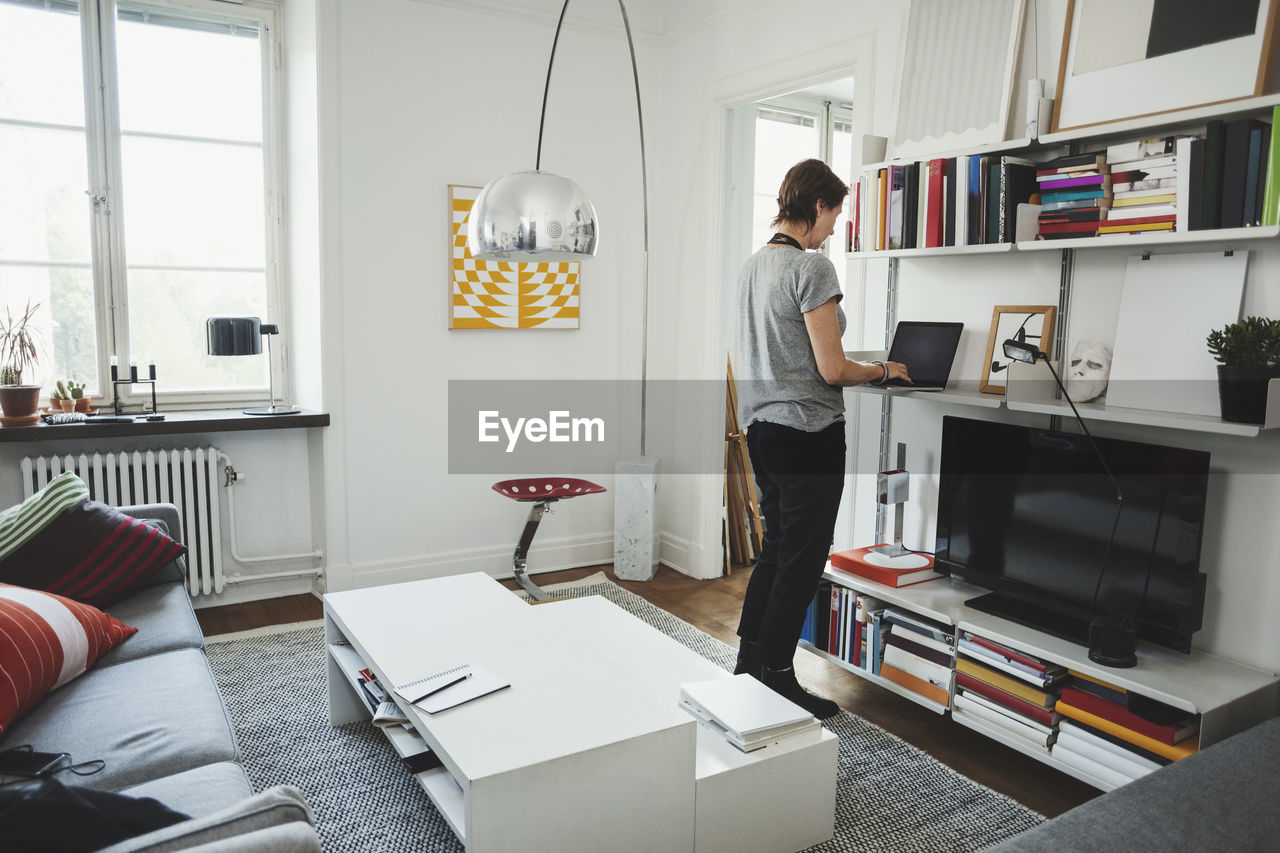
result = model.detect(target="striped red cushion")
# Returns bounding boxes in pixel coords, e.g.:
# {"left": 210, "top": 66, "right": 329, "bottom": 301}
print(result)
{"left": 0, "top": 498, "right": 186, "bottom": 607}
{"left": 0, "top": 583, "right": 136, "bottom": 735}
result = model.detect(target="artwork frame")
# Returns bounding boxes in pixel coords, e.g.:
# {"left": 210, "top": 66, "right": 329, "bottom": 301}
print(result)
{"left": 891, "top": 0, "right": 1026, "bottom": 160}
{"left": 1051, "top": 0, "right": 1279, "bottom": 134}
{"left": 981, "top": 304, "right": 1058, "bottom": 395}
{"left": 448, "top": 184, "right": 581, "bottom": 330}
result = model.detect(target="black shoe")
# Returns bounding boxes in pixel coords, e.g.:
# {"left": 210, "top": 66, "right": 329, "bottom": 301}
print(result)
{"left": 762, "top": 666, "right": 840, "bottom": 719}
{"left": 733, "top": 639, "right": 761, "bottom": 678}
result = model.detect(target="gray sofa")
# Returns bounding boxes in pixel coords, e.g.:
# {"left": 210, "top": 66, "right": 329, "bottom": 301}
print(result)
{"left": 989, "top": 715, "right": 1280, "bottom": 851}
{"left": 0, "top": 503, "right": 321, "bottom": 853}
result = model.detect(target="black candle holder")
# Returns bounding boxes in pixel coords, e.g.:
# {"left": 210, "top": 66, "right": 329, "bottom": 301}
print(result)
{"left": 111, "top": 363, "right": 158, "bottom": 415}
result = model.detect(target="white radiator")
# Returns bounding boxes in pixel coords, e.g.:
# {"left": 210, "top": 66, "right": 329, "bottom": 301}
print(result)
{"left": 21, "top": 447, "right": 225, "bottom": 596}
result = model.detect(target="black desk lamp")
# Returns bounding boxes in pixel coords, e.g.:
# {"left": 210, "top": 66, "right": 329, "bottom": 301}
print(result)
{"left": 1004, "top": 333, "right": 1136, "bottom": 667}
{"left": 206, "top": 317, "right": 299, "bottom": 415}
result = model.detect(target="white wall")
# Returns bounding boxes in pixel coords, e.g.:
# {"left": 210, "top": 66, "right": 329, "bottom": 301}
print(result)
{"left": 312, "top": 0, "right": 657, "bottom": 591}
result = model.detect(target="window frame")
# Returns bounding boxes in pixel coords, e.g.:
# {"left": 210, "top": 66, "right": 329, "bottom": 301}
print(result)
{"left": 62, "top": 0, "right": 286, "bottom": 409}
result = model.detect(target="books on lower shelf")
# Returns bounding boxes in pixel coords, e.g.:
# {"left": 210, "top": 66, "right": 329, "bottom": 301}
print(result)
{"left": 679, "top": 674, "right": 819, "bottom": 752}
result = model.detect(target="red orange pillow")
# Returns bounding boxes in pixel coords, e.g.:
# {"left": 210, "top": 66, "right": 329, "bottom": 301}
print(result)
{"left": 0, "top": 583, "right": 136, "bottom": 734}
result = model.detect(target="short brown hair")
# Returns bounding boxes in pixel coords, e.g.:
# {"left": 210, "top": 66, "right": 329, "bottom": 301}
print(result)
{"left": 771, "top": 159, "right": 848, "bottom": 230}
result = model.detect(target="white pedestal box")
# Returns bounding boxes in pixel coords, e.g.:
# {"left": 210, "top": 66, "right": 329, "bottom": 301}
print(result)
{"left": 614, "top": 455, "right": 660, "bottom": 581}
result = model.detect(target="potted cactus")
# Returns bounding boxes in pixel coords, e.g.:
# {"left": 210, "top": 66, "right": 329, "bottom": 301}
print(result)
{"left": 0, "top": 301, "right": 43, "bottom": 425}
{"left": 67, "top": 380, "right": 89, "bottom": 412}
{"left": 1206, "top": 315, "right": 1280, "bottom": 424}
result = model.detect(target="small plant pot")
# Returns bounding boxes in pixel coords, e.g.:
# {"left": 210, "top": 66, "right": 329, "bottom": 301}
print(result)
{"left": 1217, "top": 365, "right": 1280, "bottom": 424}
{"left": 59, "top": 398, "right": 77, "bottom": 412}
{"left": 50, "top": 397, "right": 63, "bottom": 411}
{"left": 74, "top": 397, "right": 91, "bottom": 413}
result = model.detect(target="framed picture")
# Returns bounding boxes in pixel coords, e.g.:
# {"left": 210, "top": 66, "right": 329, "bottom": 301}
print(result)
{"left": 892, "top": 0, "right": 1026, "bottom": 159}
{"left": 1052, "top": 0, "right": 1279, "bottom": 133}
{"left": 448, "top": 185, "right": 580, "bottom": 330}
{"left": 981, "top": 305, "right": 1057, "bottom": 395}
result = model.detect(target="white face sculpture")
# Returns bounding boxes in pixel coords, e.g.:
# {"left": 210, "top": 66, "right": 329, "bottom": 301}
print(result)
{"left": 1066, "top": 340, "right": 1112, "bottom": 402}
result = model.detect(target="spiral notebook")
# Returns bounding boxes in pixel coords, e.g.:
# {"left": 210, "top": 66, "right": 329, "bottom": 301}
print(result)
{"left": 394, "top": 664, "right": 510, "bottom": 714}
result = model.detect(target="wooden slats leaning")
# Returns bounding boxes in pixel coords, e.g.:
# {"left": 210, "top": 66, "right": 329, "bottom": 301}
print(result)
{"left": 725, "top": 356, "right": 763, "bottom": 572}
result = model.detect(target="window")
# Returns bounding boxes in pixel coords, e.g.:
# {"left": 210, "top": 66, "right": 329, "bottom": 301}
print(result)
{"left": 0, "top": 0, "right": 282, "bottom": 406}
{"left": 751, "top": 96, "right": 854, "bottom": 287}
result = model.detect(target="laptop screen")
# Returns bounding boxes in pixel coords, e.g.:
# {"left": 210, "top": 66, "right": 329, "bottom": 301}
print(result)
{"left": 884, "top": 321, "right": 964, "bottom": 388}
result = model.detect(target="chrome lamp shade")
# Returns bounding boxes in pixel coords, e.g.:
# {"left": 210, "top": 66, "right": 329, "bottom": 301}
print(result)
{"left": 467, "top": 170, "right": 599, "bottom": 262}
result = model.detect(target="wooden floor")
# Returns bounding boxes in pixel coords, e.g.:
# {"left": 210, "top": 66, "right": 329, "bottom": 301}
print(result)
{"left": 196, "top": 563, "right": 1099, "bottom": 818}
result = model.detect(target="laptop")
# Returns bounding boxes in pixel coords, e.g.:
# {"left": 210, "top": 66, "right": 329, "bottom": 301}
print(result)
{"left": 882, "top": 321, "right": 963, "bottom": 391}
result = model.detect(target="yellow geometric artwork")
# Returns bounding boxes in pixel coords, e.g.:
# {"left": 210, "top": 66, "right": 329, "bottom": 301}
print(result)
{"left": 449, "top": 185, "right": 580, "bottom": 329}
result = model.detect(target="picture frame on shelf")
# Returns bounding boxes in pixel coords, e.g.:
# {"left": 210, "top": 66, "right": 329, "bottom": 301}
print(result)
{"left": 1051, "top": 0, "right": 1279, "bottom": 133}
{"left": 981, "top": 305, "right": 1057, "bottom": 394}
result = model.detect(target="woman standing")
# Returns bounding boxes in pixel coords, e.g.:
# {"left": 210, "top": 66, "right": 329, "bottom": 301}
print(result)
{"left": 734, "top": 159, "right": 910, "bottom": 718}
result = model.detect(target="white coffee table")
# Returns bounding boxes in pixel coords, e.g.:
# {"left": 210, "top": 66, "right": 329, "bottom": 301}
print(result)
{"left": 325, "top": 573, "right": 836, "bottom": 852}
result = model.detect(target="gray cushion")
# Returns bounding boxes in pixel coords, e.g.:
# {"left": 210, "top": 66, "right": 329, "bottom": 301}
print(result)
{"left": 94, "top": 786, "right": 319, "bottom": 853}
{"left": 97, "top": 576, "right": 205, "bottom": 666}
{"left": 119, "top": 762, "right": 253, "bottom": 818}
{"left": 990, "top": 716, "right": 1280, "bottom": 851}
{"left": 0, "top": 648, "right": 238, "bottom": 791}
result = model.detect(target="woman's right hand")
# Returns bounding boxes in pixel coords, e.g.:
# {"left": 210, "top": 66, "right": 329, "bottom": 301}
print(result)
{"left": 885, "top": 361, "right": 912, "bottom": 385}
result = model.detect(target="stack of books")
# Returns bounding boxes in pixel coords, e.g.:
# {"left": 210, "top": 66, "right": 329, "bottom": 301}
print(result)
{"left": 877, "top": 608, "right": 954, "bottom": 706}
{"left": 1102, "top": 136, "right": 1179, "bottom": 236}
{"left": 1054, "top": 671, "right": 1199, "bottom": 785}
{"left": 953, "top": 632, "right": 1068, "bottom": 749}
{"left": 829, "top": 546, "right": 943, "bottom": 588}
{"left": 1035, "top": 152, "right": 1111, "bottom": 239}
{"left": 679, "top": 674, "right": 819, "bottom": 753}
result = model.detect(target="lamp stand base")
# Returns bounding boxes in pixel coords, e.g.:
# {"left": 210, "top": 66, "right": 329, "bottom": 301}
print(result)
{"left": 244, "top": 406, "right": 301, "bottom": 415}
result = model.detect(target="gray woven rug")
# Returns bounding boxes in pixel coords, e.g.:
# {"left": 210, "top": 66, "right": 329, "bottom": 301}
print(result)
{"left": 206, "top": 576, "right": 1042, "bottom": 852}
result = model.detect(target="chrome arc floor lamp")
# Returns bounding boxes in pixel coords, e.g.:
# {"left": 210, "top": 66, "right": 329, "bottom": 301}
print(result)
{"left": 466, "top": 0, "right": 659, "bottom": 582}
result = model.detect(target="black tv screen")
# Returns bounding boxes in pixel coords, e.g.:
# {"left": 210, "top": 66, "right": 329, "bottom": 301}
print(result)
{"left": 935, "top": 416, "right": 1209, "bottom": 653}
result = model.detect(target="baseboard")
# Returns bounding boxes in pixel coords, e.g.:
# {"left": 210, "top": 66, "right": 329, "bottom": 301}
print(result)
{"left": 343, "top": 532, "right": 615, "bottom": 590}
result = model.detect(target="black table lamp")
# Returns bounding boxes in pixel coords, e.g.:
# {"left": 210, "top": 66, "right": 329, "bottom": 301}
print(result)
{"left": 206, "top": 317, "right": 299, "bottom": 415}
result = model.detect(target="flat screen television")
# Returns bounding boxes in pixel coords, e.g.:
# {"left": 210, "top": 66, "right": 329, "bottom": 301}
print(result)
{"left": 934, "top": 416, "right": 1209, "bottom": 654}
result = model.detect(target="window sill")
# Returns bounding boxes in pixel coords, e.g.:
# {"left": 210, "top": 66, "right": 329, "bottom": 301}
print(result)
{"left": 0, "top": 408, "right": 330, "bottom": 443}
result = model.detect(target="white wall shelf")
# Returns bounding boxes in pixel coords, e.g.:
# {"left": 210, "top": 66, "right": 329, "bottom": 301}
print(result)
{"left": 1006, "top": 362, "right": 1279, "bottom": 436}
{"left": 847, "top": 382, "right": 1004, "bottom": 410}
{"left": 1016, "top": 225, "right": 1280, "bottom": 253}
{"left": 865, "top": 137, "right": 1034, "bottom": 172}
{"left": 822, "top": 566, "right": 987, "bottom": 627}
{"left": 847, "top": 242, "right": 1013, "bottom": 260}
{"left": 1038, "top": 94, "right": 1280, "bottom": 147}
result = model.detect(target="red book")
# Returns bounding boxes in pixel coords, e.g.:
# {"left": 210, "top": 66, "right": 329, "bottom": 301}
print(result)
{"left": 925, "top": 158, "right": 946, "bottom": 247}
{"left": 830, "top": 545, "right": 942, "bottom": 588}
{"left": 965, "top": 633, "right": 1048, "bottom": 672}
{"left": 955, "top": 671, "right": 1058, "bottom": 727}
{"left": 1101, "top": 213, "right": 1177, "bottom": 226}
{"left": 1058, "top": 686, "right": 1199, "bottom": 745}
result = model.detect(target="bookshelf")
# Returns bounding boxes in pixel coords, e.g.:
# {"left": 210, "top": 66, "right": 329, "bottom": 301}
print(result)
{"left": 809, "top": 566, "right": 1280, "bottom": 792}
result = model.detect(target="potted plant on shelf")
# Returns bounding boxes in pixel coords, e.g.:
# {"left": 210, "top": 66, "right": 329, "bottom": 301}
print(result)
{"left": 68, "top": 380, "right": 89, "bottom": 412}
{"left": 0, "top": 301, "right": 43, "bottom": 426}
{"left": 1207, "top": 315, "right": 1280, "bottom": 424}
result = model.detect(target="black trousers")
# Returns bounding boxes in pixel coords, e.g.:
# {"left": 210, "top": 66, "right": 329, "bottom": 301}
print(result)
{"left": 737, "top": 419, "right": 846, "bottom": 670}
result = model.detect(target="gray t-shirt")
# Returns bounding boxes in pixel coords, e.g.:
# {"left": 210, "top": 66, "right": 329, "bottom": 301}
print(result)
{"left": 736, "top": 245, "right": 846, "bottom": 431}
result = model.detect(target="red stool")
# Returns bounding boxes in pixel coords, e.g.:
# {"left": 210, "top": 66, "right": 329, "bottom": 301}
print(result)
{"left": 493, "top": 478, "right": 606, "bottom": 601}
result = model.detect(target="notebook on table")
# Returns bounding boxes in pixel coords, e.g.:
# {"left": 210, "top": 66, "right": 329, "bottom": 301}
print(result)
{"left": 395, "top": 664, "right": 510, "bottom": 714}
{"left": 882, "top": 321, "right": 964, "bottom": 391}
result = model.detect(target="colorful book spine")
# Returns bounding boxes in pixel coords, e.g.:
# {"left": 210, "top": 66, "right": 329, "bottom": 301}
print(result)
{"left": 1262, "top": 104, "right": 1280, "bottom": 225}
{"left": 880, "top": 661, "right": 949, "bottom": 706}
{"left": 1055, "top": 701, "right": 1199, "bottom": 762}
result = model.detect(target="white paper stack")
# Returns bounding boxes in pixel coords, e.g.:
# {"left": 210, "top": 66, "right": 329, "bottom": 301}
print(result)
{"left": 678, "top": 674, "right": 819, "bottom": 752}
